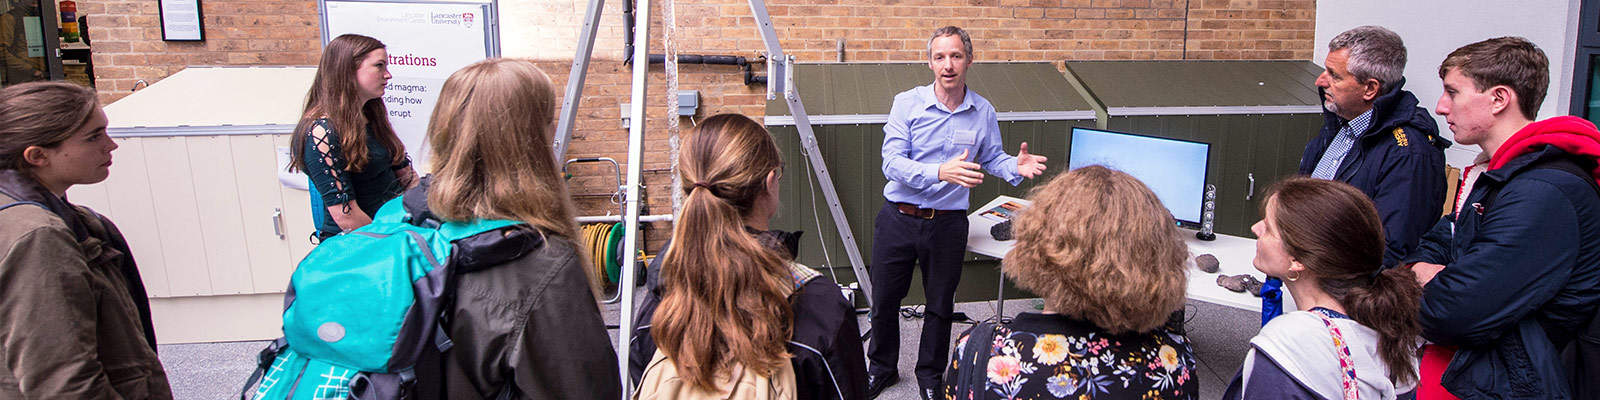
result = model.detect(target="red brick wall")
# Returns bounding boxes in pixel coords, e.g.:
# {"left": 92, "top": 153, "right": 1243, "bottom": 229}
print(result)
{"left": 84, "top": 0, "right": 1315, "bottom": 252}
{"left": 665, "top": 0, "right": 1315, "bottom": 63}
{"left": 82, "top": 0, "right": 321, "bottom": 103}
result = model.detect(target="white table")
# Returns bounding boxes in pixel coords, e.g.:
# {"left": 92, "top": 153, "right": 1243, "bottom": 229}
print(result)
{"left": 965, "top": 195, "right": 1296, "bottom": 315}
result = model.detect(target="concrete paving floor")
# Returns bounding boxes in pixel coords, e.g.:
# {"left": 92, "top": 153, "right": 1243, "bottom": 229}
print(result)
{"left": 160, "top": 297, "right": 1258, "bottom": 400}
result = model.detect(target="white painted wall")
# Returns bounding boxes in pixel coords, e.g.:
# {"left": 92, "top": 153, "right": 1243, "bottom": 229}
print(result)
{"left": 1315, "top": 0, "right": 1583, "bottom": 167}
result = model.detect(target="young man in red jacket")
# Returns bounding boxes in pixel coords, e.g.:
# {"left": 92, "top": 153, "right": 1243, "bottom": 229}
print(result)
{"left": 1407, "top": 36, "right": 1600, "bottom": 399}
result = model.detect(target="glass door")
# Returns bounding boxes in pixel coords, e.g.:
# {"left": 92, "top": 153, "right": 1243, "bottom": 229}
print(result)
{"left": 1, "top": 0, "right": 62, "bottom": 86}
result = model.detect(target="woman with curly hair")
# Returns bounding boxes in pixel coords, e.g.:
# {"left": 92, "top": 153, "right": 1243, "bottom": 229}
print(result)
{"left": 944, "top": 166, "right": 1198, "bottom": 399}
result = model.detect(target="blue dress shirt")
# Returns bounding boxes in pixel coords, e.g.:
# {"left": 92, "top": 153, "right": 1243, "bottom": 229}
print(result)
{"left": 881, "top": 84, "right": 1021, "bottom": 210}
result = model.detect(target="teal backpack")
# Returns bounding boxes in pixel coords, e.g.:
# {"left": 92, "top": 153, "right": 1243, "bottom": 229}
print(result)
{"left": 241, "top": 195, "right": 521, "bottom": 400}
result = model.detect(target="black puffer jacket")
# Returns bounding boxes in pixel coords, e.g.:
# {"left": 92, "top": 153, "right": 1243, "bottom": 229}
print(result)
{"left": 628, "top": 233, "right": 869, "bottom": 400}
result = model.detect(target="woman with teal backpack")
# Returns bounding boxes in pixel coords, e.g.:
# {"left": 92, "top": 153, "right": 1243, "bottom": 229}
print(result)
{"left": 290, "top": 33, "right": 419, "bottom": 242}
{"left": 412, "top": 57, "right": 619, "bottom": 398}
{"left": 247, "top": 59, "right": 619, "bottom": 399}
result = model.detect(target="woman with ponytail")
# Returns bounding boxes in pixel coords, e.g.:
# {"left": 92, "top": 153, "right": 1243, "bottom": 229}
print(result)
{"left": 634, "top": 113, "right": 868, "bottom": 399}
{"left": 1224, "top": 177, "right": 1422, "bottom": 399}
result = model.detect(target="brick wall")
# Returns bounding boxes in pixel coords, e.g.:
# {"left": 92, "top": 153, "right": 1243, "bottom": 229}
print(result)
{"left": 82, "top": 0, "right": 321, "bottom": 103}
{"left": 659, "top": 0, "right": 1315, "bottom": 63}
{"left": 85, "top": 0, "right": 1315, "bottom": 252}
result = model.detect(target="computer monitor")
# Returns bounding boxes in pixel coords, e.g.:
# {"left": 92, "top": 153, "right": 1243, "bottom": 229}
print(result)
{"left": 1066, "top": 127, "right": 1211, "bottom": 228}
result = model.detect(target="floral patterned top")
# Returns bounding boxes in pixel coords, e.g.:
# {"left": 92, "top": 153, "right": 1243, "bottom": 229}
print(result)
{"left": 944, "top": 312, "right": 1199, "bottom": 400}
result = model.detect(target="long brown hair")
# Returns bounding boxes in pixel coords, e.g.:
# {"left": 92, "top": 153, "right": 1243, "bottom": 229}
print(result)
{"left": 425, "top": 58, "right": 577, "bottom": 234}
{"left": 0, "top": 82, "right": 100, "bottom": 171}
{"left": 1004, "top": 166, "right": 1189, "bottom": 333}
{"left": 652, "top": 113, "right": 792, "bottom": 390}
{"left": 290, "top": 33, "right": 404, "bottom": 173}
{"left": 1265, "top": 177, "right": 1421, "bottom": 384}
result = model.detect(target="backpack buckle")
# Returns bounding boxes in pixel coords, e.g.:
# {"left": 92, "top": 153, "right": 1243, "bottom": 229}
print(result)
{"left": 256, "top": 338, "right": 286, "bottom": 369}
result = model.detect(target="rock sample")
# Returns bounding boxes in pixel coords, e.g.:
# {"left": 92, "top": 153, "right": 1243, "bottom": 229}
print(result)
{"left": 990, "top": 220, "right": 1013, "bottom": 241}
{"left": 1194, "top": 254, "right": 1220, "bottom": 273}
{"left": 1217, "top": 274, "right": 1264, "bottom": 296}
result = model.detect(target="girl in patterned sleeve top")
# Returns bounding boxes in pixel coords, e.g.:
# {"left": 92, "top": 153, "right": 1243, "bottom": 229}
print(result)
{"left": 289, "top": 33, "right": 417, "bottom": 241}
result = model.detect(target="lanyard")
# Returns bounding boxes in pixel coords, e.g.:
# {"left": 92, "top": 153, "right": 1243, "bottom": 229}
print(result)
{"left": 1313, "top": 308, "right": 1361, "bottom": 400}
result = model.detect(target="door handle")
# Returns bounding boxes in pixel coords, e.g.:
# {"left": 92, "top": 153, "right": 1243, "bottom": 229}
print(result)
{"left": 272, "top": 208, "right": 285, "bottom": 240}
{"left": 1246, "top": 173, "right": 1255, "bottom": 201}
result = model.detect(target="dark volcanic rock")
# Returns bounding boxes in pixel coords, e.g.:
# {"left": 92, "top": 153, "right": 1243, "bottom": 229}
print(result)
{"left": 1194, "top": 254, "right": 1220, "bottom": 273}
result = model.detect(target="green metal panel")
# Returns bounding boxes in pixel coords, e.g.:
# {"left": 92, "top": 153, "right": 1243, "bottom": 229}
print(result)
{"left": 1105, "top": 114, "right": 1322, "bottom": 238}
{"left": 1063, "top": 61, "right": 1323, "bottom": 108}
{"left": 761, "top": 61, "right": 1325, "bottom": 306}
{"left": 768, "top": 62, "right": 1094, "bottom": 116}
{"left": 768, "top": 119, "right": 1092, "bottom": 305}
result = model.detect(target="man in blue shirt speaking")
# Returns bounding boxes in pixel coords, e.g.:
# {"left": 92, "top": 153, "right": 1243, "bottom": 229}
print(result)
{"left": 865, "top": 26, "right": 1048, "bottom": 399}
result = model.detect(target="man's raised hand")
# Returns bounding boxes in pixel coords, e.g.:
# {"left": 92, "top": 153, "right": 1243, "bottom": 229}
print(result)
{"left": 1017, "top": 142, "right": 1048, "bottom": 179}
{"left": 939, "top": 149, "right": 984, "bottom": 188}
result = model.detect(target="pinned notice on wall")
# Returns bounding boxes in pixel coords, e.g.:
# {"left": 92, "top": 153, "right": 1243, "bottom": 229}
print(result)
{"left": 158, "top": 0, "right": 204, "bottom": 41}
{"left": 22, "top": 17, "right": 43, "bottom": 57}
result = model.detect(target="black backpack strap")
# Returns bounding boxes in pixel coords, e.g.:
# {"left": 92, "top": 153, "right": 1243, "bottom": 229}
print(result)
{"left": 0, "top": 201, "right": 45, "bottom": 213}
{"left": 1545, "top": 156, "right": 1600, "bottom": 195}
{"left": 239, "top": 337, "right": 288, "bottom": 400}
{"left": 1478, "top": 156, "right": 1599, "bottom": 211}
{"left": 954, "top": 321, "right": 1002, "bottom": 396}
{"left": 787, "top": 340, "right": 844, "bottom": 400}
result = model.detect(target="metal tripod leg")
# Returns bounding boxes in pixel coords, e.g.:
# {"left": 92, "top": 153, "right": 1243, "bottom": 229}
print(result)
{"left": 746, "top": 0, "right": 874, "bottom": 306}
{"left": 553, "top": 0, "right": 605, "bottom": 159}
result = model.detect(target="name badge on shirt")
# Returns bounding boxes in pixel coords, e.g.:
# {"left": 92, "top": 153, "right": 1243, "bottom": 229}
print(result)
{"left": 953, "top": 129, "right": 978, "bottom": 151}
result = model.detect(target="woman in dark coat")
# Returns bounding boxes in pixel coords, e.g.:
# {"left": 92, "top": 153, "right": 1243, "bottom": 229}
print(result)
{"left": 0, "top": 81, "right": 173, "bottom": 399}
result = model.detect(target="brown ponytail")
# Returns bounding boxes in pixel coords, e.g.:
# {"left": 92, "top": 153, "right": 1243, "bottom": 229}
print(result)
{"left": 1266, "top": 177, "right": 1421, "bottom": 385}
{"left": 1344, "top": 266, "right": 1422, "bottom": 384}
{"left": 651, "top": 114, "right": 792, "bottom": 391}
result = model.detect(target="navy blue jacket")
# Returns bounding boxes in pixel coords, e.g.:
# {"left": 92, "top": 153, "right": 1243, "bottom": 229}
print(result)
{"left": 1299, "top": 79, "right": 1449, "bottom": 267}
{"left": 1406, "top": 146, "right": 1600, "bottom": 399}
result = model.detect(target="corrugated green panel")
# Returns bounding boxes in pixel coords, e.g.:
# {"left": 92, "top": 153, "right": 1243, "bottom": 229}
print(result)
{"left": 1104, "top": 114, "right": 1320, "bottom": 238}
{"left": 775, "top": 117, "right": 1315, "bottom": 265}
{"left": 769, "top": 119, "right": 1090, "bottom": 302}
{"left": 827, "top": 64, "right": 869, "bottom": 117}
{"left": 770, "top": 62, "right": 1092, "bottom": 116}
{"left": 862, "top": 65, "right": 904, "bottom": 115}
{"left": 1027, "top": 63, "right": 1085, "bottom": 112}
{"left": 1065, "top": 60, "right": 1323, "bottom": 108}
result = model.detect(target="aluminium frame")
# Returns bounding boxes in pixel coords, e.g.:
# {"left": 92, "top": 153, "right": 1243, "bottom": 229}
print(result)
{"left": 551, "top": 0, "right": 873, "bottom": 394}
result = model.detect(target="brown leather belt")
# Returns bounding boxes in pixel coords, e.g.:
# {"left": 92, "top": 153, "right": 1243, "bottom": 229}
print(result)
{"left": 895, "top": 203, "right": 962, "bottom": 219}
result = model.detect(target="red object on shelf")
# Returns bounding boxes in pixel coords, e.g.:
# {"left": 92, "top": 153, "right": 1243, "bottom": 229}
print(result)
{"left": 60, "top": 0, "right": 80, "bottom": 43}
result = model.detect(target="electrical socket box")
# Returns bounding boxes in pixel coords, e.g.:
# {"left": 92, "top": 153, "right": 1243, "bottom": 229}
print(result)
{"left": 620, "top": 90, "right": 700, "bottom": 129}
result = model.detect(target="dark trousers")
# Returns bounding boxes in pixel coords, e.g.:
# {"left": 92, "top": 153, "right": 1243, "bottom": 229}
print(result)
{"left": 866, "top": 200, "right": 968, "bottom": 389}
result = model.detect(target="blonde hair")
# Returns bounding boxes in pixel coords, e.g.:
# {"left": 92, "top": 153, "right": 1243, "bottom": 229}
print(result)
{"left": 1003, "top": 166, "right": 1189, "bottom": 333}
{"left": 425, "top": 58, "right": 580, "bottom": 246}
{"left": 652, "top": 114, "right": 792, "bottom": 391}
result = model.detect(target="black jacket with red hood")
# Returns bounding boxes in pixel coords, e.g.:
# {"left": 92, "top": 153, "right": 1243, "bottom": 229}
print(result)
{"left": 1406, "top": 116, "right": 1600, "bottom": 399}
